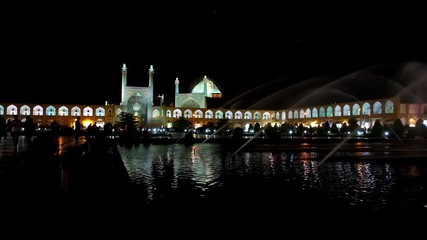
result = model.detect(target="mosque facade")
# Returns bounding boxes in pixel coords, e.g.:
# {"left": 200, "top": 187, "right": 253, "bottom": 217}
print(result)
{"left": 1, "top": 64, "right": 426, "bottom": 133}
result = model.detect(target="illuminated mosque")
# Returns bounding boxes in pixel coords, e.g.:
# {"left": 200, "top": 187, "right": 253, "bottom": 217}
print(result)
{"left": 1, "top": 63, "right": 426, "bottom": 132}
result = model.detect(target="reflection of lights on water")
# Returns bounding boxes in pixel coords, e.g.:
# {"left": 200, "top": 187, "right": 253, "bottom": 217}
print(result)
{"left": 356, "top": 163, "right": 365, "bottom": 173}
{"left": 354, "top": 152, "right": 373, "bottom": 157}
{"left": 302, "top": 160, "right": 314, "bottom": 178}
{"left": 356, "top": 162, "right": 374, "bottom": 187}
{"left": 407, "top": 165, "right": 421, "bottom": 177}
{"left": 191, "top": 146, "right": 198, "bottom": 163}
{"left": 299, "top": 152, "right": 311, "bottom": 159}
{"left": 268, "top": 152, "right": 275, "bottom": 162}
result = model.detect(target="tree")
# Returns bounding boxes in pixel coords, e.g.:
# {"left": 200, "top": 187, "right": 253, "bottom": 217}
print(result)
{"left": 340, "top": 123, "right": 348, "bottom": 135}
{"left": 371, "top": 119, "right": 383, "bottom": 137}
{"left": 254, "top": 122, "right": 261, "bottom": 132}
{"left": 348, "top": 117, "right": 359, "bottom": 133}
{"left": 173, "top": 117, "right": 192, "bottom": 132}
{"left": 297, "top": 123, "right": 305, "bottom": 136}
{"left": 248, "top": 123, "right": 254, "bottom": 133}
{"left": 330, "top": 123, "right": 339, "bottom": 134}
{"left": 391, "top": 118, "right": 404, "bottom": 137}
{"left": 232, "top": 127, "right": 243, "bottom": 139}
{"left": 415, "top": 119, "right": 427, "bottom": 137}
{"left": 323, "top": 121, "right": 331, "bottom": 135}
{"left": 116, "top": 112, "right": 138, "bottom": 132}
{"left": 216, "top": 118, "right": 229, "bottom": 129}
{"left": 216, "top": 119, "right": 231, "bottom": 135}
{"left": 116, "top": 112, "right": 139, "bottom": 147}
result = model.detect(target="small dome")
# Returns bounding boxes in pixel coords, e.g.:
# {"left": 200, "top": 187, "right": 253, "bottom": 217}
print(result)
{"left": 191, "top": 76, "right": 222, "bottom": 98}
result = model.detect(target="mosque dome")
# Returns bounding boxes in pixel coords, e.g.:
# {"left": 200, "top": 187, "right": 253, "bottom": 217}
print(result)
{"left": 191, "top": 76, "right": 222, "bottom": 98}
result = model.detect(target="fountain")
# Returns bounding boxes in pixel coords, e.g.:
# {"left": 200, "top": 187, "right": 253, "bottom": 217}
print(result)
{"left": 231, "top": 63, "right": 424, "bottom": 166}
{"left": 230, "top": 130, "right": 263, "bottom": 157}
{"left": 192, "top": 123, "right": 231, "bottom": 151}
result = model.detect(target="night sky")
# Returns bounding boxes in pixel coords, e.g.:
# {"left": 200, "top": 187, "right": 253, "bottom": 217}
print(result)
{"left": 1, "top": 2, "right": 426, "bottom": 108}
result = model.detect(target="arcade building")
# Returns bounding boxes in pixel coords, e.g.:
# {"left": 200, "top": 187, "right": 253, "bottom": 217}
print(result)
{"left": 1, "top": 64, "right": 426, "bottom": 133}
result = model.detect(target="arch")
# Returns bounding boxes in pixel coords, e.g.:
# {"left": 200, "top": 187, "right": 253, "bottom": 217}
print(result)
{"left": 343, "top": 104, "right": 350, "bottom": 116}
{"left": 181, "top": 98, "right": 201, "bottom": 108}
{"left": 166, "top": 110, "right": 172, "bottom": 118}
{"left": 293, "top": 110, "right": 298, "bottom": 119}
{"left": 334, "top": 105, "right": 341, "bottom": 117}
{"left": 225, "top": 110, "right": 233, "bottom": 119}
{"left": 20, "top": 105, "right": 31, "bottom": 116}
{"left": 372, "top": 101, "right": 382, "bottom": 115}
{"left": 59, "top": 106, "right": 69, "bottom": 116}
{"left": 205, "top": 110, "right": 213, "bottom": 119}
{"left": 281, "top": 111, "right": 286, "bottom": 121}
{"left": 127, "top": 93, "right": 149, "bottom": 124}
{"left": 352, "top": 103, "right": 360, "bottom": 116}
{"left": 173, "top": 109, "right": 182, "bottom": 118}
{"left": 326, "top": 106, "right": 333, "bottom": 117}
{"left": 362, "top": 102, "right": 371, "bottom": 115}
{"left": 305, "top": 108, "right": 311, "bottom": 118}
{"left": 33, "top": 105, "right": 44, "bottom": 116}
{"left": 45, "top": 105, "right": 56, "bottom": 116}
{"left": 299, "top": 109, "right": 305, "bottom": 119}
{"left": 235, "top": 111, "right": 242, "bottom": 119}
{"left": 254, "top": 112, "right": 261, "bottom": 120}
{"left": 275, "top": 112, "right": 280, "bottom": 120}
{"left": 312, "top": 108, "right": 318, "bottom": 118}
{"left": 215, "top": 110, "right": 224, "bottom": 119}
{"left": 95, "top": 107, "right": 106, "bottom": 117}
{"left": 288, "top": 110, "right": 293, "bottom": 119}
{"left": 385, "top": 100, "right": 394, "bottom": 114}
{"left": 263, "top": 112, "right": 271, "bottom": 120}
{"left": 244, "top": 111, "right": 252, "bottom": 120}
{"left": 71, "top": 106, "right": 81, "bottom": 117}
{"left": 7, "top": 105, "right": 18, "bottom": 115}
{"left": 183, "top": 109, "right": 193, "bottom": 118}
{"left": 319, "top": 107, "right": 325, "bottom": 117}
{"left": 0, "top": 105, "right": 3, "bottom": 115}
{"left": 194, "top": 109, "right": 203, "bottom": 118}
{"left": 152, "top": 109, "right": 161, "bottom": 118}
{"left": 83, "top": 106, "right": 93, "bottom": 117}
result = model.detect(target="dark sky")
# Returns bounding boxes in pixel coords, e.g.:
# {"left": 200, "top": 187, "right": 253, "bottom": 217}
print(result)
{"left": 1, "top": 2, "right": 426, "bottom": 107}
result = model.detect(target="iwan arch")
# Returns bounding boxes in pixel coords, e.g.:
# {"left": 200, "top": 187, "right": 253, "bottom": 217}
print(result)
{"left": 1, "top": 64, "right": 426, "bottom": 131}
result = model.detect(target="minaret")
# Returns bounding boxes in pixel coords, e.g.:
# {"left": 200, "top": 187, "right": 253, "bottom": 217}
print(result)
{"left": 148, "top": 65, "right": 154, "bottom": 88}
{"left": 121, "top": 63, "right": 127, "bottom": 104}
{"left": 175, "top": 77, "right": 179, "bottom": 94}
{"left": 174, "top": 77, "right": 180, "bottom": 108}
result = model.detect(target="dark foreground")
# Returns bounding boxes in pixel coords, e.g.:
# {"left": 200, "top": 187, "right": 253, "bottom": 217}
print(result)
{"left": 1, "top": 134, "right": 426, "bottom": 234}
